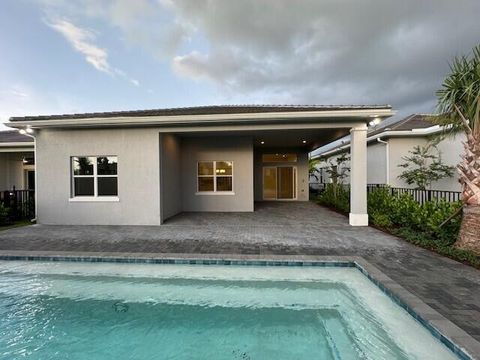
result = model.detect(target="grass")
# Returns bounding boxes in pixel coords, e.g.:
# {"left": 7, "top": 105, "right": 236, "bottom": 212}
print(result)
{"left": 0, "top": 219, "right": 34, "bottom": 232}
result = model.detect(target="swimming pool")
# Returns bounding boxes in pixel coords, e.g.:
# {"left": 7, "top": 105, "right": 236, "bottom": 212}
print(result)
{"left": 0, "top": 260, "right": 466, "bottom": 359}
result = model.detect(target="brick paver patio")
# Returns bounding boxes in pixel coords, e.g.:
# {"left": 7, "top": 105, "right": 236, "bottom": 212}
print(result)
{"left": 0, "top": 201, "right": 479, "bottom": 342}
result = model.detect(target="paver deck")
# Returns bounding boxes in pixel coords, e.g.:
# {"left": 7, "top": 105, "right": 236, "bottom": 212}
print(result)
{"left": 0, "top": 201, "right": 479, "bottom": 342}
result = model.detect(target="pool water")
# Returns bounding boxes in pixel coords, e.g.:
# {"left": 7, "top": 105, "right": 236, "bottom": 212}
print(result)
{"left": 0, "top": 261, "right": 460, "bottom": 360}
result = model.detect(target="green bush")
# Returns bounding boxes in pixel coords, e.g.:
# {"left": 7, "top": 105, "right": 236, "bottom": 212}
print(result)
{"left": 318, "top": 184, "right": 350, "bottom": 213}
{"left": 319, "top": 185, "right": 475, "bottom": 267}
{"left": 0, "top": 204, "right": 10, "bottom": 226}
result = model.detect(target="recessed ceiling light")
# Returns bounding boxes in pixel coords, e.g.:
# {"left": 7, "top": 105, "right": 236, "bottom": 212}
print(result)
{"left": 260, "top": 141, "right": 265, "bottom": 144}
{"left": 19, "top": 129, "right": 27, "bottom": 135}
{"left": 26, "top": 128, "right": 34, "bottom": 134}
{"left": 302, "top": 140, "right": 307, "bottom": 144}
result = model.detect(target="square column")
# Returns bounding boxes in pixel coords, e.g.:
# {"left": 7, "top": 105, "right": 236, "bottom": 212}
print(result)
{"left": 349, "top": 125, "right": 368, "bottom": 226}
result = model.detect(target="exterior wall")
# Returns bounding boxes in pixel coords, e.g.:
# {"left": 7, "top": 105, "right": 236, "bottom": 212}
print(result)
{"left": 35, "top": 128, "right": 161, "bottom": 225}
{"left": 181, "top": 136, "right": 254, "bottom": 212}
{"left": 388, "top": 136, "right": 462, "bottom": 191}
{"left": 254, "top": 148, "right": 309, "bottom": 201}
{"left": 160, "top": 134, "right": 182, "bottom": 222}
{"left": 433, "top": 133, "right": 463, "bottom": 191}
{"left": 367, "top": 143, "right": 387, "bottom": 184}
{"left": 0, "top": 152, "right": 32, "bottom": 190}
{"left": 388, "top": 137, "right": 428, "bottom": 188}
{"left": 318, "top": 134, "right": 462, "bottom": 192}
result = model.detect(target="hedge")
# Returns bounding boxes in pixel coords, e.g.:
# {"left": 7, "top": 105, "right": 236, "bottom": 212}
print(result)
{"left": 317, "top": 185, "right": 479, "bottom": 268}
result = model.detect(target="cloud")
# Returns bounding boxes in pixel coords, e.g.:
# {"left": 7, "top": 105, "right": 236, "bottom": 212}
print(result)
{"left": 37, "top": 0, "right": 480, "bottom": 118}
{"left": 45, "top": 17, "right": 140, "bottom": 86}
{"left": 166, "top": 0, "right": 480, "bottom": 117}
{"left": 46, "top": 18, "right": 112, "bottom": 73}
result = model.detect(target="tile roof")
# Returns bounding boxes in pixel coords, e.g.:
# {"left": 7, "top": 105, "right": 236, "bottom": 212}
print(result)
{"left": 367, "top": 114, "right": 435, "bottom": 137}
{"left": 315, "top": 114, "right": 437, "bottom": 156}
{"left": 0, "top": 130, "right": 33, "bottom": 143}
{"left": 9, "top": 104, "right": 392, "bottom": 122}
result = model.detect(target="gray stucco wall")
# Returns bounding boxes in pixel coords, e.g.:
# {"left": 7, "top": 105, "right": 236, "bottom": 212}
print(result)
{"left": 254, "top": 148, "right": 309, "bottom": 201}
{"left": 160, "top": 134, "right": 182, "bottom": 222}
{"left": 389, "top": 136, "right": 462, "bottom": 191}
{"left": 35, "top": 128, "right": 161, "bottom": 225}
{"left": 181, "top": 136, "right": 254, "bottom": 212}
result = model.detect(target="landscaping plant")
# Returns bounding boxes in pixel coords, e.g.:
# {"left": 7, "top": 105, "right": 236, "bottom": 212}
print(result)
{"left": 397, "top": 139, "right": 454, "bottom": 190}
{"left": 434, "top": 44, "right": 480, "bottom": 253}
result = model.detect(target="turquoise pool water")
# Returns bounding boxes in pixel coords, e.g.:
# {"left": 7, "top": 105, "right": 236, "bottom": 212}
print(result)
{"left": 0, "top": 261, "right": 460, "bottom": 360}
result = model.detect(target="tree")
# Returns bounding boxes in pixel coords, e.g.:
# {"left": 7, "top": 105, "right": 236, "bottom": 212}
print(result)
{"left": 324, "top": 153, "right": 350, "bottom": 185}
{"left": 434, "top": 45, "right": 480, "bottom": 253}
{"left": 322, "top": 153, "right": 350, "bottom": 200}
{"left": 397, "top": 139, "right": 454, "bottom": 190}
{"left": 308, "top": 157, "right": 321, "bottom": 182}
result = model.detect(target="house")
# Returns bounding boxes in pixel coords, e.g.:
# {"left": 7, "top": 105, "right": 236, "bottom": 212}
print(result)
{"left": 312, "top": 114, "right": 463, "bottom": 191}
{"left": 0, "top": 130, "right": 35, "bottom": 191}
{"left": 6, "top": 105, "right": 394, "bottom": 226}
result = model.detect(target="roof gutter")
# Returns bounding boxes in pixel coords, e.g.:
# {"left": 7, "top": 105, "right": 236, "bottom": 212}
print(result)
{"left": 5, "top": 108, "right": 395, "bottom": 129}
{"left": 314, "top": 125, "right": 443, "bottom": 158}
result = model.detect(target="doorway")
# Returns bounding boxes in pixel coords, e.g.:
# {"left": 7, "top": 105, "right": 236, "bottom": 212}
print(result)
{"left": 262, "top": 166, "right": 297, "bottom": 200}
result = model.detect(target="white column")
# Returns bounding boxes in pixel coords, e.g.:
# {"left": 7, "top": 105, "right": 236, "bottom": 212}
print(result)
{"left": 349, "top": 125, "right": 368, "bottom": 226}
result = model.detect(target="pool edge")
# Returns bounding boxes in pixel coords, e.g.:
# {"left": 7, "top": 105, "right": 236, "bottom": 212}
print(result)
{"left": 0, "top": 250, "right": 478, "bottom": 360}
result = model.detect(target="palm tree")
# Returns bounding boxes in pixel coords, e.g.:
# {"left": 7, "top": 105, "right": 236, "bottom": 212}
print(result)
{"left": 435, "top": 45, "right": 480, "bottom": 253}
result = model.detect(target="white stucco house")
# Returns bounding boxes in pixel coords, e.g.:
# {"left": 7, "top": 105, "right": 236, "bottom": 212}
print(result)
{"left": 6, "top": 105, "right": 394, "bottom": 226}
{"left": 0, "top": 131, "right": 35, "bottom": 191}
{"left": 312, "top": 114, "right": 463, "bottom": 192}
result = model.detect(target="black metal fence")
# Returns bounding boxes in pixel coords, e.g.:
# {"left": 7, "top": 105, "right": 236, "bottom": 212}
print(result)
{"left": 366, "top": 184, "right": 461, "bottom": 204}
{"left": 309, "top": 182, "right": 461, "bottom": 204}
{"left": 0, "top": 188, "right": 35, "bottom": 221}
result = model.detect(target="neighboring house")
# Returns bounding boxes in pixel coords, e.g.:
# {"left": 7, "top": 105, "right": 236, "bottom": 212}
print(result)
{"left": 0, "top": 130, "right": 35, "bottom": 190}
{"left": 6, "top": 105, "right": 394, "bottom": 226}
{"left": 312, "top": 114, "right": 463, "bottom": 191}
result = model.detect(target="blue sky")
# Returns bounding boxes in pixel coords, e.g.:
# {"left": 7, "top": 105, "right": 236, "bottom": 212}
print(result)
{"left": 1, "top": 0, "right": 480, "bottom": 130}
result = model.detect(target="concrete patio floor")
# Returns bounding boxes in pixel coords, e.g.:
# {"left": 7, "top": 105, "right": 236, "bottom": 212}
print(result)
{"left": 0, "top": 201, "right": 479, "bottom": 343}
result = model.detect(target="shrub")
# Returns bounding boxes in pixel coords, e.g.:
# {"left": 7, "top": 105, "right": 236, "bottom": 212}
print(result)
{"left": 370, "top": 211, "right": 393, "bottom": 228}
{"left": 0, "top": 204, "right": 10, "bottom": 226}
{"left": 318, "top": 184, "right": 350, "bottom": 213}
{"left": 367, "top": 187, "right": 395, "bottom": 215}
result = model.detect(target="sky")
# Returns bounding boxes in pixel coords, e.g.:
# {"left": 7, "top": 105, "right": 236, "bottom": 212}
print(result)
{"left": 1, "top": 0, "right": 480, "bottom": 131}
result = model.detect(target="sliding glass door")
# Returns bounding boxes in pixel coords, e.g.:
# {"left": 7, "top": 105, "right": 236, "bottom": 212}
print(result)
{"left": 262, "top": 166, "right": 296, "bottom": 200}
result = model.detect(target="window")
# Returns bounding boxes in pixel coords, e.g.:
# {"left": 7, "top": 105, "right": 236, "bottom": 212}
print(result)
{"left": 262, "top": 153, "right": 297, "bottom": 162}
{"left": 72, "top": 156, "right": 118, "bottom": 198}
{"left": 197, "top": 161, "right": 233, "bottom": 193}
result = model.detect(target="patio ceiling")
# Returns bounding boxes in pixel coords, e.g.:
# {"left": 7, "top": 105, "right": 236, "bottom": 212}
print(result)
{"left": 177, "top": 128, "right": 349, "bottom": 151}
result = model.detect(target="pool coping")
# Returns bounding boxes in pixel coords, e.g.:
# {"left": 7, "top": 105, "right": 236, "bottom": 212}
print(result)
{"left": 0, "top": 250, "right": 478, "bottom": 360}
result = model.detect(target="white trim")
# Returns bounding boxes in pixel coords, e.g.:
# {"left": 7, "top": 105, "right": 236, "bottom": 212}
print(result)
{"left": 6, "top": 108, "right": 395, "bottom": 129}
{"left": 315, "top": 126, "right": 445, "bottom": 158}
{"left": 71, "top": 156, "right": 118, "bottom": 199}
{"left": 349, "top": 213, "right": 369, "bottom": 226}
{"left": 69, "top": 196, "right": 119, "bottom": 202}
{"left": 195, "top": 192, "right": 235, "bottom": 196}
{"left": 0, "top": 142, "right": 34, "bottom": 147}
{"left": 0, "top": 147, "right": 34, "bottom": 153}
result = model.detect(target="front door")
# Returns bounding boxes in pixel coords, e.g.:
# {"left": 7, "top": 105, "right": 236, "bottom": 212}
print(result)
{"left": 262, "top": 166, "right": 296, "bottom": 200}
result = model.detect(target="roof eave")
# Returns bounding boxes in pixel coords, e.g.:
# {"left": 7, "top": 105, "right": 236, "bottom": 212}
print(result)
{"left": 313, "top": 125, "right": 443, "bottom": 158}
{"left": 6, "top": 108, "right": 395, "bottom": 129}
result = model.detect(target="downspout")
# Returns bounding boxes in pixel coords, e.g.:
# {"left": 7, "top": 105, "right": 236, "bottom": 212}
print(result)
{"left": 377, "top": 138, "right": 389, "bottom": 185}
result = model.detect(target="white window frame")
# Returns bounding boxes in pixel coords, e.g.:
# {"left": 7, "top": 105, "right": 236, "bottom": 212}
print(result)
{"left": 196, "top": 160, "right": 234, "bottom": 195}
{"left": 70, "top": 156, "right": 119, "bottom": 202}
